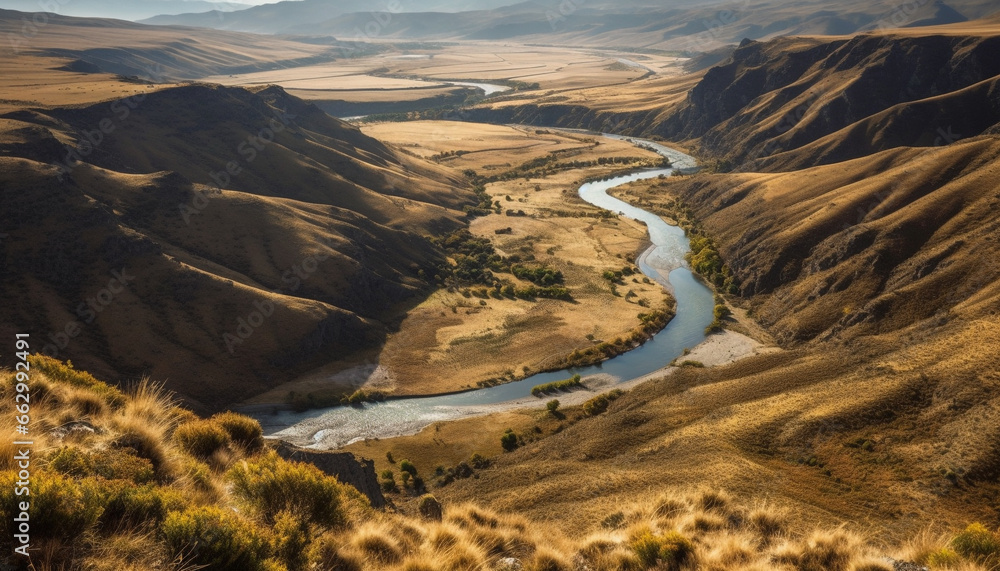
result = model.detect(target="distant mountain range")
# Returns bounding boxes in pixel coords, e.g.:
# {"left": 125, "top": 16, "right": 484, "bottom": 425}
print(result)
{"left": 0, "top": 0, "right": 525, "bottom": 24}
{"left": 0, "top": 0, "right": 250, "bottom": 21}
{"left": 139, "top": 0, "right": 524, "bottom": 33}
{"left": 138, "top": 0, "right": 999, "bottom": 51}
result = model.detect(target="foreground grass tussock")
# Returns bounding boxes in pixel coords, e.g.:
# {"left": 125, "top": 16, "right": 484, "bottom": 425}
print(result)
{"left": 2, "top": 357, "right": 999, "bottom": 570}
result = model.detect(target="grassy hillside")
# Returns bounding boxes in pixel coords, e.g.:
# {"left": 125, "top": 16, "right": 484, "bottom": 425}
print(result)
{"left": 0, "top": 83, "right": 471, "bottom": 411}
{"left": 396, "top": 20, "right": 1000, "bottom": 566}
{"left": 427, "top": 139, "right": 1000, "bottom": 558}
{"left": 4, "top": 356, "right": 1000, "bottom": 570}
{"left": 0, "top": 9, "right": 351, "bottom": 80}
{"left": 658, "top": 137, "right": 1000, "bottom": 342}
{"left": 469, "top": 20, "right": 1000, "bottom": 171}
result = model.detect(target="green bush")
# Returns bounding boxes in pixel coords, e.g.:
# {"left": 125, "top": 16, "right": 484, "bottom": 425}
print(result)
{"left": 100, "top": 481, "right": 184, "bottom": 529}
{"left": 228, "top": 451, "right": 347, "bottom": 527}
{"left": 469, "top": 453, "right": 490, "bottom": 469}
{"left": 547, "top": 399, "right": 560, "bottom": 414}
{"left": 0, "top": 471, "right": 103, "bottom": 541}
{"left": 501, "top": 429, "right": 519, "bottom": 452}
{"left": 926, "top": 547, "right": 961, "bottom": 568}
{"left": 174, "top": 419, "right": 231, "bottom": 459}
{"left": 212, "top": 412, "right": 264, "bottom": 451}
{"left": 48, "top": 446, "right": 155, "bottom": 484}
{"left": 272, "top": 510, "right": 310, "bottom": 571}
{"left": 531, "top": 374, "right": 582, "bottom": 397}
{"left": 630, "top": 529, "right": 694, "bottom": 570}
{"left": 181, "top": 456, "right": 215, "bottom": 491}
{"left": 951, "top": 523, "right": 1000, "bottom": 561}
{"left": 583, "top": 389, "right": 624, "bottom": 416}
{"left": 162, "top": 506, "right": 271, "bottom": 571}
{"left": 399, "top": 460, "right": 417, "bottom": 476}
{"left": 380, "top": 469, "right": 398, "bottom": 493}
{"left": 28, "top": 355, "right": 126, "bottom": 407}
{"left": 713, "top": 304, "right": 731, "bottom": 320}
{"left": 47, "top": 446, "right": 91, "bottom": 477}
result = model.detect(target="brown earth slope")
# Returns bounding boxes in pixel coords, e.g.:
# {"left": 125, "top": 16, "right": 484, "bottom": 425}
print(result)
{"left": 469, "top": 20, "right": 1000, "bottom": 172}
{"left": 0, "top": 83, "right": 471, "bottom": 412}
{"left": 428, "top": 23, "right": 1000, "bottom": 544}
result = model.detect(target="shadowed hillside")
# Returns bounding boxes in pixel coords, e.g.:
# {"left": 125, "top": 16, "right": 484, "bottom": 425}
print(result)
{"left": 0, "top": 9, "right": 354, "bottom": 80}
{"left": 469, "top": 21, "right": 1000, "bottom": 172}
{"left": 0, "top": 84, "right": 470, "bottom": 411}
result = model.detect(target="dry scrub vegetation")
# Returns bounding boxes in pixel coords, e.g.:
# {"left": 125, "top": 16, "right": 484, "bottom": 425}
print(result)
{"left": 3, "top": 356, "right": 999, "bottom": 570}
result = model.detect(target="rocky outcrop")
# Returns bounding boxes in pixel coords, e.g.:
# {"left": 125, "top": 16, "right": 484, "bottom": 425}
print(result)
{"left": 273, "top": 441, "right": 386, "bottom": 508}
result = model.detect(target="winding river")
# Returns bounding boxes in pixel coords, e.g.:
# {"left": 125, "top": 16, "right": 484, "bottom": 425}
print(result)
{"left": 258, "top": 132, "right": 714, "bottom": 449}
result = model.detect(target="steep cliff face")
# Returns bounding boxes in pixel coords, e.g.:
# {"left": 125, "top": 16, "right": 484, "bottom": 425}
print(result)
{"left": 468, "top": 30, "right": 1000, "bottom": 172}
{"left": 273, "top": 442, "right": 387, "bottom": 508}
{"left": 673, "top": 33, "right": 1000, "bottom": 167}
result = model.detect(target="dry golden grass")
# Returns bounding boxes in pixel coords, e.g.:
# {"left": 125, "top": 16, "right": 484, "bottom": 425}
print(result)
{"left": 4, "top": 357, "right": 999, "bottom": 570}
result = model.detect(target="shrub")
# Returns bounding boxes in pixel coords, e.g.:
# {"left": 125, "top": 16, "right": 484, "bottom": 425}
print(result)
{"left": 28, "top": 355, "right": 126, "bottom": 407}
{"left": 713, "top": 304, "right": 731, "bottom": 320}
{"left": 950, "top": 523, "right": 1000, "bottom": 561}
{"left": 174, "top": 419, "right": 231, "bottom": 459}
{"left": 227, "top": 451, "right": 347, "bottom": 527}
{"left": 48, "top": 446, "right": 155, "bottom": 484}
{"left": 501, "top": 429, "right": 519, "bottom": 452}
{"left": 419, "top": 494, "right": 443, "bottom": 521}
{"left": 531, "top": 374, "right": 582, "bottom": 397}
{"left": 180, "top": 456, "right": 216, "bottom": 492}
{"left": 469, "top": 453, "right": 490, "bottom": 469}
{"left": 547, "top": 399, "right": 560, "bottom": 414}
{"left": 47, "top": 446, "right": 92, "bottom": 477}
{"left": 380, "top": 470, "right": 398, "bottom": 493}
{"left": 272, "top": 510, "right": 310, "bottom": 571}
{"left": 926, "top": 547, "right": 962, "bottom": 568}
{"left": 583, "top": 389, "right": 624, "bottom": 416}
{"left": 400, "top": 459, "right": 417, "bottom": 476}
{"left": 100, "top": 481, "right": 184, "bottom": 529}
{"left": 630, "top": 529, "right": 694, "bottom": 570}
{"left": 212, "top": 412, "right": 264, "bottom": 451}
{"left": 0, "top": 471, "right": 103, "bottom": 541}
{"left": 162, "top": 506, "right": 271, "bottom": 571}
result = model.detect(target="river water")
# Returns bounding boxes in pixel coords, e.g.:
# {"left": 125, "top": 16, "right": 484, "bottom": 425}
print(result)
{"left": 258, "top": 132, "right": 713, "bottom": 449}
